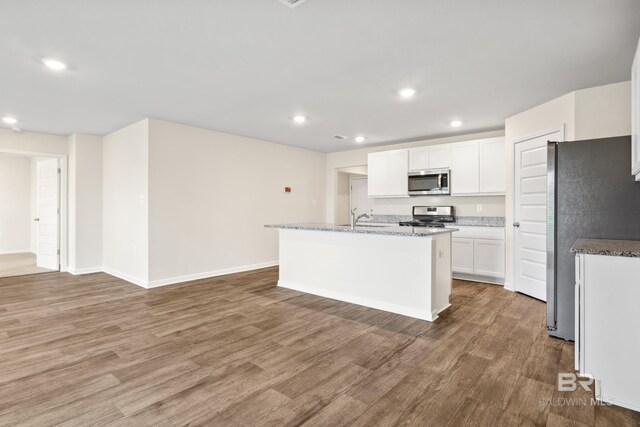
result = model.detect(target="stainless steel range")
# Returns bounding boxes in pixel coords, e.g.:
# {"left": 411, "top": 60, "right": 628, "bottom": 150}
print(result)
{"left": 399, "top": 206, "right": 455, "bottom": 228}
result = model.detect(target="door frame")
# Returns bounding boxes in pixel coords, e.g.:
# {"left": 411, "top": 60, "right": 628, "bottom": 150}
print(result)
{"left": 349, "top": 176, "right": 369, "bottom": 214}
{"left": 0, "top": 148, "right": 68, "bottom": 272}
{"left": 508, "top": 125, "right": 564, "bottom": 294}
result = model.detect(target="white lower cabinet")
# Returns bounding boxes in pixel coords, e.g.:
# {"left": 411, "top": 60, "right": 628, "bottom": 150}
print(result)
{"left": 452, "top": 238, "right": 474, "bottom": 274}
{"left": 473, "top": 239, "right": 505, "bottom": 278}
{"left": 575, "top": 253, "right": 640, "bottom": 412}
{"left": 450, "top": 226, "right": 505, "bottom": 283}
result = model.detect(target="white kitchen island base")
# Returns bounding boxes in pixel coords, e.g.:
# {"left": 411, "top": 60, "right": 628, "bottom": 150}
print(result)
{"left": 273, "top": 226, "right": 453, "bottom": 321}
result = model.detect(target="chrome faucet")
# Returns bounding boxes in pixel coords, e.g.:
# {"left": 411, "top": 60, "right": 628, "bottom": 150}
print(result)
{"left": 351, "top": 207, "right": 372, "bottom": 228}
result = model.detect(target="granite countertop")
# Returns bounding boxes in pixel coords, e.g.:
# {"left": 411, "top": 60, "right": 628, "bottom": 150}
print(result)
{"left": 369, "top": 215, "right": 505, "bottom": 228}
{"left": 265, "top": 223, "right": 457, "bottom": 237}
{"left": 571, "top": 238, "right": 640, "bottom": 258}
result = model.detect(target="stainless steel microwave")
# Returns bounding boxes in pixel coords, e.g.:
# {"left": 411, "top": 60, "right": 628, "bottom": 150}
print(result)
{"left": 408, "top": 169, "right": 450, "bottom": 196}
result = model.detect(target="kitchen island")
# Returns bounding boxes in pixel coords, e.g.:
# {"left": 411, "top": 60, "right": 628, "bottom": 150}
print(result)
{"left": 265, "top": 223, "right": 456, "bottom": 321}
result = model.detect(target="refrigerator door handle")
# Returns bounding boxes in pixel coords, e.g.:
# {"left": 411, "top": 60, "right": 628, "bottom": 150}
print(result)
{"left": 546, "top": 141, "right": 558, "bottom": 332}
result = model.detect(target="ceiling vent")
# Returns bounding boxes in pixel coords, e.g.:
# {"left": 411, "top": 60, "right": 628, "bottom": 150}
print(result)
{"left": 333, "top": 134, "right": 347, "bottom": 140}
{"left": 279, "top": 0, "right": 309, "bottom": 8}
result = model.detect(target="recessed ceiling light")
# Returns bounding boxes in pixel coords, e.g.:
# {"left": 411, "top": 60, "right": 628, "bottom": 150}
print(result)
{"left": 450, "top": 120, "right": 463, "bottom": 127}
{"left": 355, "top": 136, "right": 366, "bottom": 143}
{"left": 293, "top": 115, "right": 306, "bottom": 124}
{"left": 399, "top": 88, "right": 416, "bottom": 98}
{"left": 42, "top": 58, "right": 67, "bottom": 71}
{"left": 2, "top": 116, "right": 17, "bottom": 125}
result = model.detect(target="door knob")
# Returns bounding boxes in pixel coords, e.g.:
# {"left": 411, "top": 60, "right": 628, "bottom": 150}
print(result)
{"left": 33, "top": 218, "right": 40, "bottom": 222}
{"left": 513, "top": 222, "right": 520, "bottom": 227}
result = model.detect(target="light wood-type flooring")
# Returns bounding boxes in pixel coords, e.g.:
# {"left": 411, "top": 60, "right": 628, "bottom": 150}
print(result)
{"left": 0, "top": 267, "right": 638, "bottom": 426}
{"left": 0, "top": 253, "right": 54, "bottom": 278}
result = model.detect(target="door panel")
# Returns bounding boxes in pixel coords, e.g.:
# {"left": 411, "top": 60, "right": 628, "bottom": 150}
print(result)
{"left": 452, "top": 238, "right": 474, "bottom": 274}
{"left": 451, "top": 142, "right": 479, "bottom": 194}
{"left": 473, "top": 239, "right": 505, "bottom": 278}
{"left": 387, "top": 150, "right": 408, "bottom": 196}
{"left": 514, "top": 131, "right": 561, "bottom": 301}
{"left": 367, "top": 152, "right": 388, "bottom": 196}
{"left": 429, "top": 144, "right": 451, "bottom": 169}
{"left": 36, "top": 159, "right": 59, "bottom": 270}
{"left": 409, "top": 147, "right": 429, "bottom": 171}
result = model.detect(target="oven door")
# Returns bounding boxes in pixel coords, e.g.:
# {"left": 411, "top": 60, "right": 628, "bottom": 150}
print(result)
{"left": 408, "top": 170, "right": 450, "bottom": 195}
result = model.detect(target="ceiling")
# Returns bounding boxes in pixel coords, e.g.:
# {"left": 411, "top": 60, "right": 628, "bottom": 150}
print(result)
{"left": 1, "top": 1, "right": 639, "bottom": 152}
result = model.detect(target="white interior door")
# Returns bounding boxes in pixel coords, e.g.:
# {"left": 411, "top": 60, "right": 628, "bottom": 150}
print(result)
{"left": 514, "top": 130, "right": 561, "bottom": 301}
{"left": 36, "top": 158, "right": 59, "bottom": 270}
{"left": 350, "top": 177, "right": 373, "bottom": 216}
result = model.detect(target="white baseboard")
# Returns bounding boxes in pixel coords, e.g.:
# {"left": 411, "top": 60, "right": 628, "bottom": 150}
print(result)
{"left": 102, "top": 267, "right": 149, "bottom": 288}
{"left": 0, "top": 250, "right": 32, "bottom": 255}
{"left": 452, "top": 272, "right": 505, "bottom": 285}
{"left": 99, "top": 261, "right": 279, "bottom": 289}
{"left": 146, "top": 261, "right": 279, "bottom": 288}
{"left": 278, "top": 279, "right": 438, "bottom": 321}
{"left": 68, "top": 266, "right": 103, "bottom": 275}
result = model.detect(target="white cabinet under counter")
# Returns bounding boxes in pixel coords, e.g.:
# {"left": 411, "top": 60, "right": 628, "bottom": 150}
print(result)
{"left": 572, "top": 239, "right": 640, "bottom": 412}
{"left": 265, "top": 223, "right": 455, "bottom": 321}
{"left": 450, "top": 226, "right": 505, "bottom": 284}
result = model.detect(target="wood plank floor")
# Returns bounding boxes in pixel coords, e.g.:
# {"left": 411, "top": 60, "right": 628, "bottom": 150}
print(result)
{"left": 0, "top": 268, "right": 638, "bottom": 426}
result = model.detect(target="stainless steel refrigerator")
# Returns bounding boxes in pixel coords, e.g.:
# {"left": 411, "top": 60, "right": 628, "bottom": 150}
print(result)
{"left": 547, "top": 135, "right": 640, "bottom": 340}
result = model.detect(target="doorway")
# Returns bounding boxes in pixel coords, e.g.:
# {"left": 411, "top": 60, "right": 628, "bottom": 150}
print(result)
{"left": 350, "top": 177, "right": 373, "bottom": 216}
{"left": 512, "top": 128, "right": 563, "bottom": 301}
{"left": 0, "top": 154, "right": 60, "bottom": 278}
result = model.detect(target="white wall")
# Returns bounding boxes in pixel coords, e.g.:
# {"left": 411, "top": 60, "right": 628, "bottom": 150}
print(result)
{"left": 0, "top": 155, "right": 31, "bottom": 254}
{"left": 147, "top": 119, "right": 326, "bottom": 285}
{"left": 326, "top": 130, "right": 506, "bottom": 222}
{"left": 504, "top": 80, "right": 632, "bottom": 291}
{"left": 102, "top": 120, "right": 149, "bottom": 284}
{"left": 68, "top": 134, "right": 103, "bottom": 273}
{"left": 0, "top": 128, "right": 67, "bottom": 155}
{"left": 574, "top": 81, "right": 632, "bottom": 140}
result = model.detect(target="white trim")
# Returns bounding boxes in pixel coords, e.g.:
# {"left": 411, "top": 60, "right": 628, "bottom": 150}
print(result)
{"left": 146, "top": 261, "right": 279, "bottom": 288}
{"left": 0, "top": 250, "right": 32, "bottom": 255}
{"left": 278, "top": 279, "right": 448, "bottom": 322}
{"left": 101, "top": 267, "right": 149, "bottom": 288}
{"left": 509, "top": 125, "right": 565, "bottom": 297}
{"left": 452, "top": 272, "right": 504, "bottom": 285}
{"left": 0, "top": 148, "right": 68, "bottom": 273}
{"left": 101, "top": 261, "right": 279, "bottom": 289}
{"left": 68, "top": 266, "right": 103, "bottom": 275}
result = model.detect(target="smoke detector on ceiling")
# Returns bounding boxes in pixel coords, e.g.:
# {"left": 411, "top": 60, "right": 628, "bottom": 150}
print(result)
{"left": 279, "top": 0, "right": 309, "bottom": 8}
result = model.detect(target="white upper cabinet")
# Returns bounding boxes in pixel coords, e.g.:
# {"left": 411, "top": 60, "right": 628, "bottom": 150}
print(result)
{"left": 451, "top": 137, "right": 505, "bottom": 196}
{"left": 479, "top": 138, "right": 506, "bottom": 193}
{"left": 408, "top": 147, "right": 429, "bottom": 171}
{"left": 387, "top": 150, "right": 409, "bottom": 196}
{"left": 367, "top": 150, "right": 408, "bottom": 198}
{"left": 451, "top": 141, "right": 480, "bottom": 194}
{"left": 367, "top": 152, "right": 389, "bottom": 197}
{"left": 632, "top": 36, "right": 640, "bottom": 180}
{"left": 428, "top": 144, "right": 451, "bottom": 169}
{"left": 408, "top": 144, "right": 451, "bottom": 171}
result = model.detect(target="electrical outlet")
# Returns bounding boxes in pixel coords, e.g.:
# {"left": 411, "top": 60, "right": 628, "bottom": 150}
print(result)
{"left": 476, "top": 204, "right": 483, "bottom": 212}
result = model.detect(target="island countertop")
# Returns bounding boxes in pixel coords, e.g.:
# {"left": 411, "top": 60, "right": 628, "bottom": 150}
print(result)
{"left": 571, "top": 238, "right": 640, "bottom": 257}
{"left": 265, "top": 223, "right": 457, "bottom": 237}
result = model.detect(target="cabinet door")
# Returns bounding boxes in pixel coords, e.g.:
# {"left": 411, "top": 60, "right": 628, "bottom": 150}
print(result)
{"left": 452, "top": 238, "right": 474, "bottom": 274}
{"left": 387, "top": 150, "right": 409, "bottom": 196}
{"left": 479, "top": 138, "right": 505, "bottom": 194}
{"left": 367, "top": 152, "right": 388, "bottom": 197}
{"left": 473, "top": 239, "right": 505, "bottom": 278}
{"left": 409, "top": 147, "right": 429, "bottom": 171}
{"left": 451, "top": 141, "right": 480, "bottom": 195}
{"left": 429, "top": 144, "right": 451, "bottom": 169}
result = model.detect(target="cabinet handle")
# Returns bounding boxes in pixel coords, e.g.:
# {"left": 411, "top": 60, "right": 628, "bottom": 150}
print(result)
{"left": 513, "top": 222, "right": 520, "bottom": 227}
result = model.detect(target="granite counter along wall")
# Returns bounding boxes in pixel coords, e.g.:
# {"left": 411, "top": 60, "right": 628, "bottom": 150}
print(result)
{"left": 352, "top": 194, "right": 507, "bottom": 226}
